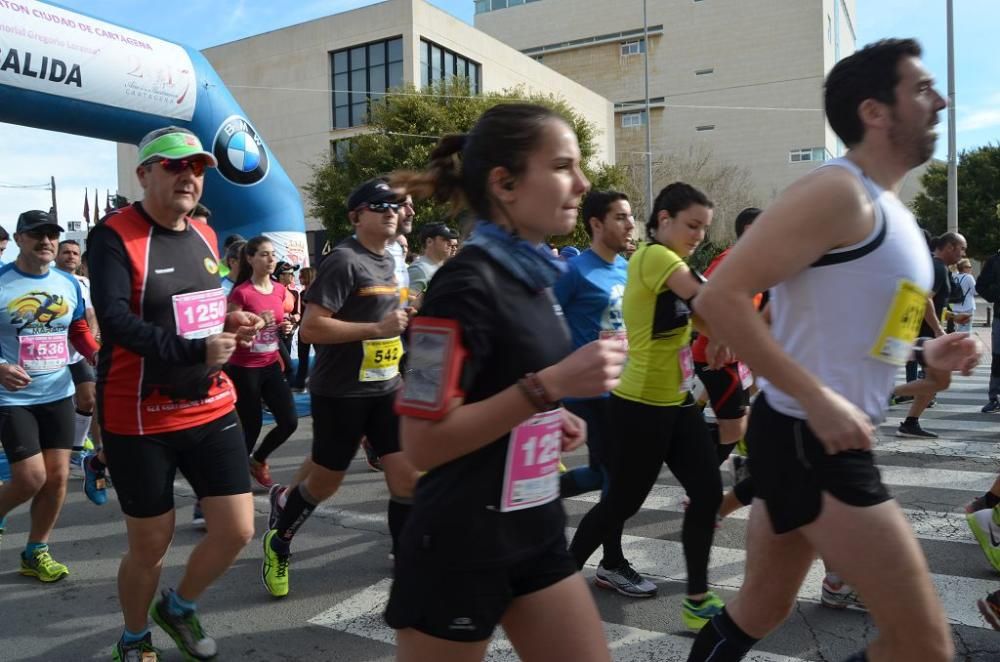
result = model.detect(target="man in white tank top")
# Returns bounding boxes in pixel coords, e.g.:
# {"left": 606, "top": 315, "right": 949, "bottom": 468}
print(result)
{"left": 686, "top": 39, "right": 980, "bottom": 662}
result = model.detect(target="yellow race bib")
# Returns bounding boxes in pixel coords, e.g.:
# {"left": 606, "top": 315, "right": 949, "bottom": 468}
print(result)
{"left": 359, "top": 337, "right": 403, "bottom": 382}
{"left": 870, "top": 279, "right": 928, "bottom": 366}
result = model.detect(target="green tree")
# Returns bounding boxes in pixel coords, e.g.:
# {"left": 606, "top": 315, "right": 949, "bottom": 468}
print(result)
{"left": 912, "top": 144, "right": 1000, "bottom": 260}
{"left": 304, "top": 79, "right": 633, "bottom": 248}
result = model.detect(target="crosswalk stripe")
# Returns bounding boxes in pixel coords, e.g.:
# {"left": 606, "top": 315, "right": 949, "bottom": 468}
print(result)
{"left": 872, "top": 437, "right": 1000, "bottom": 460}
{"left": 568, "top": 484, "right": 977, "bottom": 545}
{"left": 309, "top": 578, "right": 813, "bottom": 662}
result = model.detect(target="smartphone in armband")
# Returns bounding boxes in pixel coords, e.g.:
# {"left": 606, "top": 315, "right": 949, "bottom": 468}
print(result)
{"left": 395, "top": 317, "right": 467, "bottom": 420}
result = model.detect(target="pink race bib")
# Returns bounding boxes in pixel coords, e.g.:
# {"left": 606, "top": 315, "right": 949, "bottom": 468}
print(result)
{"left": 599, "top": 328, "right": 629, "bottom": 352}
{"left": 252, "top": 326, "right": 280, "bottom": 354}
{"left": 18, "top": 332, "right": 69, "bottom": 374}
{"left": 738, "top": 362, "right": 753, "bottom": 389}
{"left": 173, "top": 289, "right": 227, "bottom": 340}
{"left": 679, "top": 345, "right": 695, "bottom": 393}
{"left": 500, "top": 409, "right": 562, "bottom": 512}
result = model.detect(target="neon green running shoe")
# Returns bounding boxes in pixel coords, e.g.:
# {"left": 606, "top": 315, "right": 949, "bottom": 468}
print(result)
{"left": 735, "top": 438, "right": 749, "bottom": 457}
{"left": 261, "top": 529, "right": 290, "bottom": 598}
{"left": 19, "top": 545, "right": 69, "bottom": 582}
{"left": 112, "top": 632, "right": 160, "bottom": 661}
{"left": 83, "top": 437, "right": 95, "bottom": 451}
{"left": 682, "top": 591, "right": 725, "bottom": 632}
{"left": 966, "top": 505, "right": 1000, "bottom": 572}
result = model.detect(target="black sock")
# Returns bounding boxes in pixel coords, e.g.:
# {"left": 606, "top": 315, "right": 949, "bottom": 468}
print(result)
{"left": 387, "top": 497, "right": 412, "bottom": 556}
{"left": 716, "top": 441, "right": 736, "bottom": 466}
{"left": 733, "top": 477, "right": 754, "bottom": 506}
{"left": 687, "top": 608, "right": 758, "bottom": 662}
{"left": 840, "top": 652, "right": 868, "bottom": 662}
{"left": 273, "top": 484, "right": 319, "bottom": 550}
{"left": 904, "top": 416, "right": 918, "bottom": 426}
{"left": 707, "top": 422, "right": 720, "bottom": 446}
{"left": 985, "top": 491, "right": 1000, "bottom": 508}
{"left": 87, "top": 454, "right": 106, "bottom": 472}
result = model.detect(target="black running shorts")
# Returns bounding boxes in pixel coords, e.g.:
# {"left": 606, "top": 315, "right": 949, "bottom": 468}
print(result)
{"left": 310, "top": 391, "right": 400, "bottom": 471}
{"left": 385, "top": 532, "right": 577, "bottom": 642}
{"left": 69, "top": 360, "right": 97, "bottom": 385}
{"left": 0, "top": 396, "right": 75, "bottom": 463}
{"left": 102, "top": 411, "right": 250, "bottom": 518}
{"left": 695, "top": 362, "right": 749, "bottom": 420}
{"left": 747, "top": 394, "right": 891, "bottom": 534}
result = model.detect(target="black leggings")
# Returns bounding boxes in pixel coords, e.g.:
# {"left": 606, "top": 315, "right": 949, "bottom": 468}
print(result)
{"left": 569, "top": 394, "right": 722, "bottom": 595}
{"left": 226, "top": 362, "right": 298, "bottom": 462}
{"left": 293, "top": 337, "right": 311, "bottom": 389}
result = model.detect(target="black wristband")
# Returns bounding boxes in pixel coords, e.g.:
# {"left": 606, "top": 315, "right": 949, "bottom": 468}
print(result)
{"left": 913, "top": 336, "right": 930, "bottom": 369}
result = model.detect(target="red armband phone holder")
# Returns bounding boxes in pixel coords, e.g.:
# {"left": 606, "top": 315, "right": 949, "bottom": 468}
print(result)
{"left": 395, "top": 317, "right": 467, "bottom": 420}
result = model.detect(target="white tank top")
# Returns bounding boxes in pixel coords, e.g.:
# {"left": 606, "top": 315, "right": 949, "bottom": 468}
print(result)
{"left": 759, "top": 158, "right": 934, "bottom": 423}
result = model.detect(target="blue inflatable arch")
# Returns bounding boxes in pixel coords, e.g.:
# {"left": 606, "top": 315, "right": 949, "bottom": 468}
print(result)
{"left": 0, "top": 0, "right": 307, "bottom": 264}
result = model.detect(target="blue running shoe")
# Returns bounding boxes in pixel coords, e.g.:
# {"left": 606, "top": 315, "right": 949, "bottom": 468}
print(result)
{"left": 83, "top": 454, "right": 108, "bottom": 506}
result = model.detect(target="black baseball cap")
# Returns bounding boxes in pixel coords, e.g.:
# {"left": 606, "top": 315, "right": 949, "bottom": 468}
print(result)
{"left": 16, "top": 210, "right": 64, "bottom": 234}
{"left": 421, "top": 223, "right": 459, "bottom": 243}
{"left": 347, "top": 178, "right": 400, "bottom": 211}
{"left": 273, "top": 260, "right": 299, "bottom": 276}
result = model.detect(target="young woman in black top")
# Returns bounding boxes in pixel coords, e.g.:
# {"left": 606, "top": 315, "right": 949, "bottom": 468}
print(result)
{"left": 385, "top": 104, "right": 625, "bottom": 661}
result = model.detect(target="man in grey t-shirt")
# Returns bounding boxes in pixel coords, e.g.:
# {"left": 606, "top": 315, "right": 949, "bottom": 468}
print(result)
{"left": 408, "top": 223, "right": 458, "bottom": 303}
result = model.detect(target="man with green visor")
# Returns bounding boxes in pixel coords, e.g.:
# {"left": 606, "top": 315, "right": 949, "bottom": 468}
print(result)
{"left": 88, "top": 126, "right": 262, "bottom": 661}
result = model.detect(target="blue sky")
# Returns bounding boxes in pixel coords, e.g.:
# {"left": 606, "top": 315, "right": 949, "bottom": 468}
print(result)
{"left": 1, "top": 0, "right": 997, "bottom": 249}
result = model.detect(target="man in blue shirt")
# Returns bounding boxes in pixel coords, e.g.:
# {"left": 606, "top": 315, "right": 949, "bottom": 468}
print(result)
{"left": 0, "top": 210, "right": 97, "bottom": 583}
{"left": 554, "top": 190, "right": 657, "bottom": 598}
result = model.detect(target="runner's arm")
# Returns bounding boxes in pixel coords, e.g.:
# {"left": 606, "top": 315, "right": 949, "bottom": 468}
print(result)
{"left": 299, "top": 302, "right": 384, "bottom": 344}
{"left": 922, "top": 297, "right": 944, "bottom": 336}
{"left": 87, "top": 226, "right": 208, "bottom": 365}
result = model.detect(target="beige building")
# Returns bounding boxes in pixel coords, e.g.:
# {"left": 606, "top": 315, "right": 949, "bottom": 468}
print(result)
{"left": 476, "top": 0, "right": 858, "bottom": 218}
{"left": 115, "top": 0, "right": 615, "bottom": 249}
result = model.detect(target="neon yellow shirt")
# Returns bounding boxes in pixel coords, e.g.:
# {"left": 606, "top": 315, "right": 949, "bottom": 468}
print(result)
{"left": 614, "top": 242, "right": 693, "bottom": 406}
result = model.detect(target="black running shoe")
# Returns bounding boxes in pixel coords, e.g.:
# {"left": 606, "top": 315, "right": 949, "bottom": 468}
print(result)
{"left": 895, "top": 421, "right": 938, "bottom": 439}
{"left": 983, "top": 400, "right": 1000, "bottom": 414}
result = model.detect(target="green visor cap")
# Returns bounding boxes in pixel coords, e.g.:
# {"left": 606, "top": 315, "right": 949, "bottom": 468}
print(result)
{"left": 137, "top": 130, "right": 218, "bottom": 168}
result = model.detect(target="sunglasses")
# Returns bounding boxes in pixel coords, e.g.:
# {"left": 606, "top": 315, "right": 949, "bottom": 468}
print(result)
{"left": 152, "top": 158, "right": 207, "bottom": 177}
{"left": 359, "top": 201, "right": 401, "bottom": 213}
{"left": 25, "top": 229, "right": 60, "bottom": 241}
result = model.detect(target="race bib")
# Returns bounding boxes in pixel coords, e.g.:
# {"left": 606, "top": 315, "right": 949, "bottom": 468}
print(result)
{"left": 870, "top": 279, "right": 928, "bottom": 366}
{"left": 500, "top": 409, "right": 562, "bottom": 512}
{"left": 738, "top": 362, "right": 753, "bottom": 389}
{"left": 359, "top": 337, "right": 403, "bottom": 382}
{"left": 19, "top": 332, "right": 69, "bottom": 374}
{"left": 252, "top": 326, "right": 280, "bottom": 354}
{"left": 679, "top": 345, "right": 695, "bottom": 393}
{"left": 173, "top": 289, "right": 227, "bottom": 340}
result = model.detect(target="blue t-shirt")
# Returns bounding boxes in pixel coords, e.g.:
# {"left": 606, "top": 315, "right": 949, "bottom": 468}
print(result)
{"left": 554, "top": 247, "right": 628, "bottom": 347}
{"left": 0, "top": 264, "right": 85, "bottom": 406}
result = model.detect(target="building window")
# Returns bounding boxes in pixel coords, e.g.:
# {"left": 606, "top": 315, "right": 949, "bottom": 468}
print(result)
{"left": 621, "top": 111, "right": 646, "bottom": 128}
{"left": 331, "top": 36, "right": 404, "bottom": 129}
{"left": 789, "top": 147, "right": 831, "bottom": 163}
{"left": 695, "top": 68, "right": 714, "bottom": 75}
{"left": 476, "top": 0, "right": 541, "bottom": 13}
{"left": 620, "top": 39, "right": 645, "bottom": 56}
{"left": 696, "top": 124, "right": 715, "bottom": 131}
{"left": 420, "top": 39, "right": 480, "bottom": 93}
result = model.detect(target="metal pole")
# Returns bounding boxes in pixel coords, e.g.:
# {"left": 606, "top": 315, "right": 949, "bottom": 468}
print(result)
{"left": 946, "top": 0, "right": 958, "bottom": 233}
{"left": 49, "top": 175, "right": 57, "bottom": 220}
{"left": 642, "top": 0, "right": 654, "bottom": 218}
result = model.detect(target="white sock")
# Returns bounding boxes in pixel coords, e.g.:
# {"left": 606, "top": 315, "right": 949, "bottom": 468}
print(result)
{"left": 73, "top": 409, "right": 93, "bottom": 450}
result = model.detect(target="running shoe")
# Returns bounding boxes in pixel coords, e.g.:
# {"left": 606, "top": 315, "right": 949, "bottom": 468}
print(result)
{"left": 191, "top": 501, "right": 206, "bottom": 530}
{"left": 83, "top": 455, "right": 108, "bottom": 506}
{"left": 267, "top": 483, "right": 285, "bottom": 530}
{"left": 69, "top": 450, "right": 88, "bottom": 479}
{"left": 978, "top": 589, "right": 1000, "bottom": 630}
{"left": 731, "top": 454, "right": 750, "bottom": 484}
{"left": 682, "top": 591, "right": 725, "bottom": 632}
{"left": 594, "top": 562, "right": 658, "bottom": 598}
{"left": 735, "top": 438, "right": 749, "bottom": 457}
{"left": 249, "top": 457, "right": 274, "bottom": 489}
{"left": 82, "top": 437, "right": 95, "bottom": 451}
{"left": 149, "top": 589, "right": 218, "bottom": 660}
{"left": 19, "top": 545, "right": 69, "bottom": 582}
{"left": 965, "top": 494, "right": 996, "bottom": 514}
{"left": 967, "top": 506, "right": 1000, "bottom": 572}
{"left": 290, "top": 386, "right": 307, "bottom": 394}
{"left": 821, "top": 575, "right": 865, "bottom": 610}
{"left": 113, "top": 633, "right": 160, "bottom": 662}
{"left": 896, "top": 421, "right": 938, "bottom": 439}
{"left": 983, "top": 400, "right": 1000, "bottom": 414}
{"left": 261, "top": 529, "right": 290, "bottom": 598}
{"left": 362, "top": 438, "right": 383, "bottom": 472}
{"left": 889, "top": 394, "right": 913, "bottom": 406}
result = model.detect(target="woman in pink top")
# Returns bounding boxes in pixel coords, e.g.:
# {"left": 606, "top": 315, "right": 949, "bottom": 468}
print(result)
{"left": 226, "top": 237, "right": 299, "bottom": 488}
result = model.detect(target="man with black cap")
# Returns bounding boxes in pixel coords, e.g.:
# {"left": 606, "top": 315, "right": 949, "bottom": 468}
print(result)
{"left": 87, "top": 125, "right": 262, "bottom": 662}
{"left": 407, "top": 222, "right": 458, "bottom": 305}
{"left": 261, "top": 177, "right": 418, "bottom": 598}
{"left": 0, "top": 210, "right": 98, "bottom": 584}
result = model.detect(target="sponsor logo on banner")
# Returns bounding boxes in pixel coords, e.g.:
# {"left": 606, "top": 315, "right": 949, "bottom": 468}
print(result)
{"left": 0, "top": 0, "right": 196, "bottom": 120}
{"left": 213, "top": 115, "right": 269, "bottom": 186}
{"left": 263, "top": 231, "right": 309, "bottom": 270}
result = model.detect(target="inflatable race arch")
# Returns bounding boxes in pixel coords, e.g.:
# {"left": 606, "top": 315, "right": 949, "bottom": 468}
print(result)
{"left": 0, "top": 0, "right": 307, "bottom": 264}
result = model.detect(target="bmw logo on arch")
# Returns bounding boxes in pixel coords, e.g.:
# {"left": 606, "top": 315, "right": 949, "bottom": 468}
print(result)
{"left": 213, "top": 115, "right": 270, "bottom": 186}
